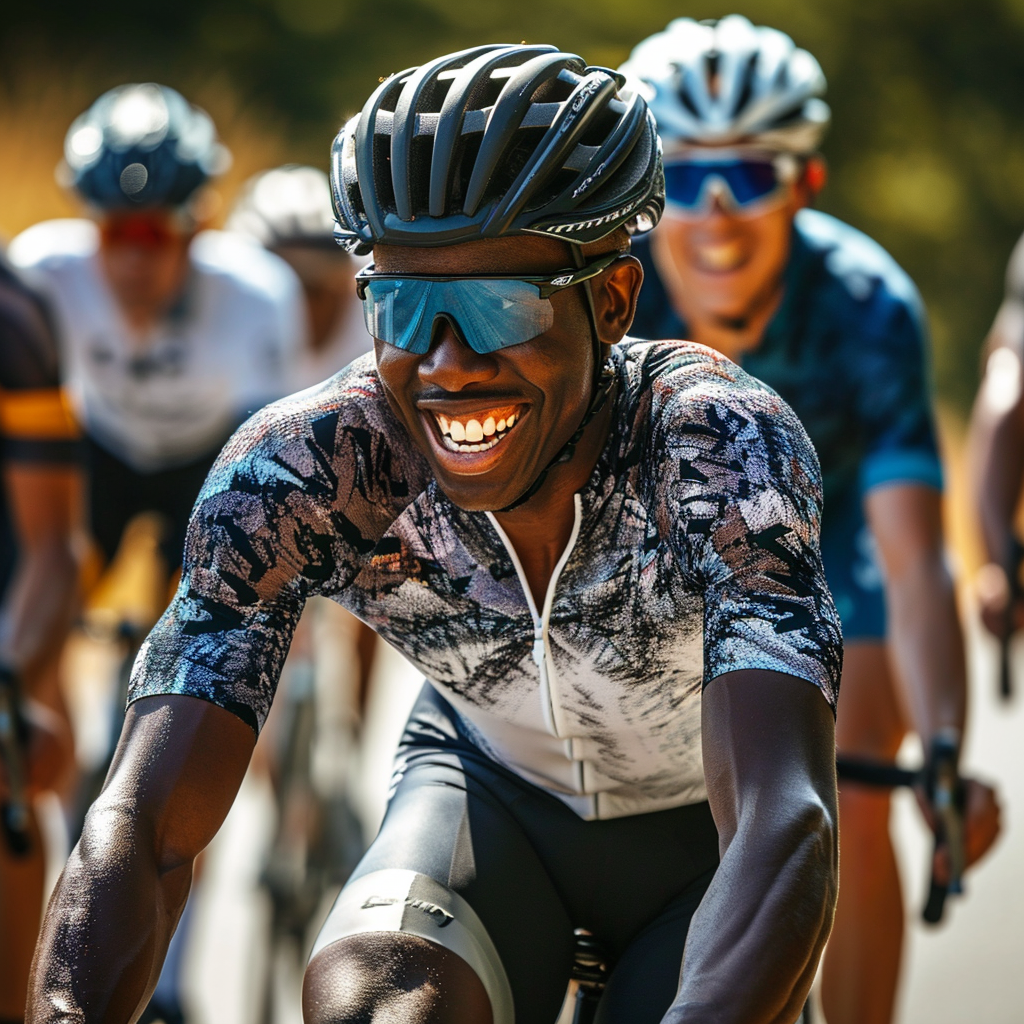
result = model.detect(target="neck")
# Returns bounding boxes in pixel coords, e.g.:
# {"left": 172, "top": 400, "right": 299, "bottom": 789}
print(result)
{"left": 683, "top": 282, "right": 784, "bottom": 361}
{"left": 491, "top": 391, "right": 614, "bottom": 608}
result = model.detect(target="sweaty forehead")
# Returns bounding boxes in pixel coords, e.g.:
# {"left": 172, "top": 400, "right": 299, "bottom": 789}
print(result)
{"left": 374, "top": 235, "right": 576, "bottom": 275}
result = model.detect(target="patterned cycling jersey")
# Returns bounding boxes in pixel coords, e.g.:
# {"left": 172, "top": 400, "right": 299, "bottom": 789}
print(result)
{"left": 631, "top": 210, "right": 943, "bottom": 638}
{"left": 8, "top": 220, "right": 303, "bottom": 472}
{"left": 129, "top": 340, "right": 842, "bottom": 819}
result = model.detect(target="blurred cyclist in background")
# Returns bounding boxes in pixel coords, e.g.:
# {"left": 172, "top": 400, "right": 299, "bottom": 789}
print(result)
{"left": 0, "top": 254, "right": 80, "bottom": 1024}
{"left": 8, "top": 83, "right": 304, "bottom": 1024}
{"left": 969, "top": 232, "right": 1024, "bottom": 640}
{"left": 621, "top": 16, "right": 1000, "bottom": 1024}
{"left": 228, "top": 164, "right": 372, "bottom": 391}
{"left": 9, "top": 83, "right": 304, "bottom": 579}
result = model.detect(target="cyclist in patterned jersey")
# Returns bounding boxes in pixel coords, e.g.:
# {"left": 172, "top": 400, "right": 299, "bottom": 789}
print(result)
{"left": 9, "top": 83, "right": 304, "bottom": 577}
{"left": 31, "top": 46, "right": 843, "bottom": 1024}
{"left": 0, "top": 256, "right": 80, "bottom": 1024}
{"left": 620, "top": 16, "right": 1001, "bottom": 1024}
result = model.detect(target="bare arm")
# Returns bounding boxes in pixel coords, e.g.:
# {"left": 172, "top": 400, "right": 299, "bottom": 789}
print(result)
{"left": 966, "top": 301, "right": 1024, "bottom": 633}
{"left": 28, "top": 695, "right": 254, "bottom": 1024}
{"left": 667, "top": 670, "right": 838, "bottom": 1024}
{"left": 865, "top": 483, "right": 966, "bottom": 743}
{"left": 0, "top": 462, "right": 81, "bottom": 678}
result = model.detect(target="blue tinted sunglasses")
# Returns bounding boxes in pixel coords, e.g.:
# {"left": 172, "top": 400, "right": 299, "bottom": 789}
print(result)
{"left": 663, "top": 153, "right": 799, "bottom": 215}
{"left": 355, "top": 251, "right": 620, "bottom": 355}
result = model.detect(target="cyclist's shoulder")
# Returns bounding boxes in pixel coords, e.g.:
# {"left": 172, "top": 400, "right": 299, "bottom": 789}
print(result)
{"left": 216, "top": 355, "right": 425, "bottom": 486}
{"left": 0, "top": 255, "right": 61, "bottom": 391}
{"left": 189, "top": 229, "right": 301, "bottom": 308}
{"left": 618, "top": 337, "right": 810, "bottom": 445}
{"left": 6, "top": 219, "right": 98, "bottom": 274}
{"left": 793, "top": 209, "right": 923, "bottom": 322}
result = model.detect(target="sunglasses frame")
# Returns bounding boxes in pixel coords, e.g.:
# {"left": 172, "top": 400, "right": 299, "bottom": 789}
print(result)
{"left": 662, "top": 150, "right": 802, "bottom": 217}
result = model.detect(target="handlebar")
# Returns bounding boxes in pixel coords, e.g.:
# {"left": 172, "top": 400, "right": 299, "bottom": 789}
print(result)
{"left": 837, "top": 731, "right": 965, "bottom": 925}
{"left": 0, "top": 667, "right": 32, "bottom": 857}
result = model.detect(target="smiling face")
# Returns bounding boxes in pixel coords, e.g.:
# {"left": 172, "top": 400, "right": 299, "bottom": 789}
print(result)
{"left": 372, "top": 234, "right": 640, "bottom": 512}
{"left": 652, "top": 183, "right": 802, "bottom": 331}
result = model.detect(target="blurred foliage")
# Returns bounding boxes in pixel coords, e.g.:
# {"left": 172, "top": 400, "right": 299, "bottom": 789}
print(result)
{"left": 5, "top": 0, "right": 1024, "bottom": 410}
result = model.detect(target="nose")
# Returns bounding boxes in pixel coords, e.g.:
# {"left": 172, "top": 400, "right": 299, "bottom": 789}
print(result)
{"left": 418, "top": 315, "right": 499, "bottom": 391}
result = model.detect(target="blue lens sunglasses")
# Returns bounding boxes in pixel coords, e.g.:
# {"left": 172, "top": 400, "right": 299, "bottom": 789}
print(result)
{"left": 663, "top": 152, "right": 801, "bottom": 216}
{"left": 355, "top": 251, "right": 622, "bottom": 355}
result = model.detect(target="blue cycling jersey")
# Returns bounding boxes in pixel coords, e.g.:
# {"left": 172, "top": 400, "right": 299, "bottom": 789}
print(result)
{"left": 631, "top": 209, "right": 943, "bottom": 638}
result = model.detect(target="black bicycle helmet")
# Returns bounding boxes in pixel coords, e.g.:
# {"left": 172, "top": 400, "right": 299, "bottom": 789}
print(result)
{"left": 330, "top": 44, "right": 664, "bottom": 254}
{"left": 63, "top": 83, "right": 231, "bottom": 210}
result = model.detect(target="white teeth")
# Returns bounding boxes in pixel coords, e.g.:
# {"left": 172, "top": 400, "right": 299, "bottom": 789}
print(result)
{"left": 439, "top": 415, "right": 450, "bottom": 435}
{"left": 483, "top": 416, "right": 496, "bottom": 437}
{"left": 465, "top": 419, "right": 484, "bottom": 442}
{"left": 506, "top": 413, "right": 516, "bottom": 427}
{"left": 496, "top": 418, "right": 506, "bottom": 432}
{"left": 449, "top": 419, "right": 466, "bottom": 442}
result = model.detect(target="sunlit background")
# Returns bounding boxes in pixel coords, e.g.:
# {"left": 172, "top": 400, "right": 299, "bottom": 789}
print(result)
{"left": 5, "top": 0, "right": 1024, "bottom": 413}
{"left": 4, "top": 3, "right": 1024, "bottom": 1022}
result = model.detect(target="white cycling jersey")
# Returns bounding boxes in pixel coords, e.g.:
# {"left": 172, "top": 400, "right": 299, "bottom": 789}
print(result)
{"left": 289, "top": 291, "right": 372, "bottom": 393}
{"left": 9, "top": 219, "right": 304, "bottom": 472}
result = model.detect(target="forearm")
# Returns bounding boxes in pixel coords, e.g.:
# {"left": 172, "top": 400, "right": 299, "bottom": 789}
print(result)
{"left": 885, "top": 554, "right": 967, "bottom": 742}
{"left": 667, "top": 800, "right": 837, "bottom": 1023}
{"left": 0, "top": 540, "right": 78, "bottom": 679}
{"left": 969, "top": 401, "right": 1024, "bottom": 565}
{"left": 28, "top": 799, "right": 190, "bottom": 1024}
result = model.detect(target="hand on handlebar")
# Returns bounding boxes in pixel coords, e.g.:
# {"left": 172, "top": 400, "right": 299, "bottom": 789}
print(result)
{"left": 915, "top": 776, "right": 1002, "bottom": 888}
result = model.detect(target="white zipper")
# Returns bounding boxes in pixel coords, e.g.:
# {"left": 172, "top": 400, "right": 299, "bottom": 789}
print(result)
{"left": 486, "top": 493, "right": 583, "bottom": 738}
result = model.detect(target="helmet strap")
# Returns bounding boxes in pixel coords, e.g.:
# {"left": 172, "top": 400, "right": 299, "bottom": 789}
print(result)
{"left": 497, "top": 247, "right": 616, "bottom": 513}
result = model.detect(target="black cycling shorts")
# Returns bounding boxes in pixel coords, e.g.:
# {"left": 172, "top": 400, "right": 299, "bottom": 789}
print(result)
{"left": 84, "top": 436, "right": 222, "bottom": 570}
{"left": 323, "top": 684, "right": 721, "bottom": 1024}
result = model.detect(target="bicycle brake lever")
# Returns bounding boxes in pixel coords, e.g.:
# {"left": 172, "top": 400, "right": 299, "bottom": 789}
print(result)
{"left": 921, "top": 732, "right": 965, "bottom": 924}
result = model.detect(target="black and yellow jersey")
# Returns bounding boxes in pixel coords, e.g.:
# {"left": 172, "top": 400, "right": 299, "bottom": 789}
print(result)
{"left": 0, "top": 256, "right": 79, "bottom": 594}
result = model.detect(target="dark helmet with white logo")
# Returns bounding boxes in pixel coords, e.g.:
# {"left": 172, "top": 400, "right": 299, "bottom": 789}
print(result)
{"left": 62, "top": 83, "right": 231, "bottom": 210}
{"left": 330, "top": 44, "right": 664, "bottom": 254}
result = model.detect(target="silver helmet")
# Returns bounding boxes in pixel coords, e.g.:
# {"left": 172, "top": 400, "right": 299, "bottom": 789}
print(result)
{"left": 226, "top": 164, "right": 338, "bottom": 249}
{"left": 619, "top": 15, "right": 830, "bottom": 155}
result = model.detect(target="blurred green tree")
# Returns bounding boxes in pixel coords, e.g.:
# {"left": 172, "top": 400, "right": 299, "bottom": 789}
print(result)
{"left": 4, "top": 0, "right": 1024, "bottom": 410}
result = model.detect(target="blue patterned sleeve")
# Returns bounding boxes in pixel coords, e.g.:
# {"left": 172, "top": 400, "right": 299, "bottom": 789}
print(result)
{"left": 666, "top": 369, "right": 843, "bottom": 710}
{"left": 855, "top": 292, "right": 943, "bottom": 494}
{"left": 126, "top": 369, "right": 430, "bottom": 733}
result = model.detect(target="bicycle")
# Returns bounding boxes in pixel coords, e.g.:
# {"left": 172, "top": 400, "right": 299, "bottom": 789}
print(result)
{"left": 836, "top": 732, "right": 965, "bottom": 924}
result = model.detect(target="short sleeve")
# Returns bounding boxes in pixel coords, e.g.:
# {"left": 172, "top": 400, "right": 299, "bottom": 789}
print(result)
{"left": 669, "top": 380, "right": 843, "bottom": 710}
{"left": 126, "top": 403, "right": 345, "bottom": 732}
{"left": 855, "top": 294, "right": 943, "bottom": 495}
{"left": 0, "top": 261, "right": 80, "bottom": 464}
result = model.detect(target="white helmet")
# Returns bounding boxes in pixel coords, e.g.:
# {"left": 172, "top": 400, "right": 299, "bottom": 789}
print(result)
{"left": 619, "top": 15, "right": 830, "bottom": 155}
{"left": 227, "top": 164, "right": 338, "bottom": 249}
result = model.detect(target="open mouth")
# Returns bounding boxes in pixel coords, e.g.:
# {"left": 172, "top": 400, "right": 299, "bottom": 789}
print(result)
{"left": 692, "top": 239, "right": 748, "bottom": 273}
{"left": 432, "top": 404, "right": 524, "bottom": 454}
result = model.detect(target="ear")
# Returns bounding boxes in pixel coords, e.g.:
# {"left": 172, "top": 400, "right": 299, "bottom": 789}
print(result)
{"left": 592, "top": 255, "right": 644, "bottom": 345}
{"left": 795, "top": 156, "right": 828, "bottom": 208}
